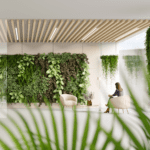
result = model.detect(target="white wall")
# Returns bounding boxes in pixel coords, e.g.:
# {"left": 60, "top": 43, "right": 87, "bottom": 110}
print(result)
{"left": 4, "top": 42, "right": 118, "bottom": 107}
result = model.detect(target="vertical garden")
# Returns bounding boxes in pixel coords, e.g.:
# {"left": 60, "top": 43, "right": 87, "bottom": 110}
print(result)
{"left": 0, "top": 52, "right": 90, "bottom": 105}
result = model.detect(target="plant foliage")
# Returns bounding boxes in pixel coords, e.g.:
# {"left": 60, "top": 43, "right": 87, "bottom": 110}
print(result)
{"left": 100, "top": 55, "right": 118, "bottom": 80}
{"left": 1, "top": 53, "right": 90, "bottom": 105}
{"left": 145, "top": 26, "right": 150, "bottom": 95}
{"left": 123, "top": 55, "right": 142, "bottom": 78}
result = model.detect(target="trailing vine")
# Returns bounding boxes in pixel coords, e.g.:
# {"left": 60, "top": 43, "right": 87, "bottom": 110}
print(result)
{"left": 47, "top": 53, "right": 64, "bottom": 102}
{"left": 17, "top": 53, "right": 35, "bottom": 84}
{"left": 100, "top": 55, "right": 118, "bottom": 80}
{"left": 123, "top": 55, "right": 142, "bottom": 78}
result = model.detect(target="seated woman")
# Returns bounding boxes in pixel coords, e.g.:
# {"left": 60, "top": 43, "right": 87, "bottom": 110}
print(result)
{"left": 104, "top": 82, "right": 123, "bottom": 113}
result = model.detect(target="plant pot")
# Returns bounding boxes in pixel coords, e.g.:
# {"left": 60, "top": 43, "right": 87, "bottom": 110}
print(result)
{"left": 87, "top": 100, "right": 92, "bottom": 106}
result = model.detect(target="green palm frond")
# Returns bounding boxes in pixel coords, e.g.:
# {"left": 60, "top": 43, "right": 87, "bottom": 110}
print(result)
{"left": 80, "top": 110, "right": 90, "bottom": 150}
{"left": 72, "top": 105, "right": 77, "bottom": 150}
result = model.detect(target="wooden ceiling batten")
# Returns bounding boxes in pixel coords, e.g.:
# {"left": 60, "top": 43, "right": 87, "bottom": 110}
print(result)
{"left": 97, "top": 20, "right": 126, "bottom": 43}
{"left": 71, "top": 19, "right": 92, "bottom": 43}
{"left": 54, "top": 20, "right": 69, "bottom": 43}
{"left": 17, "top": 20, "right": 21, "bottom": 42}
{"left": 43, "top": 20, "right": 53, "bottom": 43}
{"left": 6, "top": 20, "right": 12, "bottom": 42}
{"left": 94, "top": 19, "right": 120, "bottom": 43}
{"left": 47, "top": 20, "right": 58, "bottom": 43}
{"left": 84, "top": 20, "right": 109, "bottom": 43}
{"left": 67, "top": 19, "right": 87, "bottom": 43}
{"left": 107, "top": 19, "right": 146, "bottom": 42}
{"left": 11, "top": 20, "right": 17, "bottom": 42}
{"left": 76, "top": 20, "right": 102, "bottom": 43}
{"left": 31, "top": 19, "right": 36, "bottom": 43}
{"left": 27, "top": 19, "right": 30, "bottom": 42}
{"left": 88, "top": 19, "right": 115, "bottom": 43}
{"left": 101, "top": 19, "right": 133, "bottom": 42}
{"left": 1, "top": 19, "right": 150, "bottom": 43}
{"left": 58, "top": 20, "right": 75, "bottom": 43}
{"left": 116, "top": 20, "right": 150, "bottom": 42}
{"left": 62, "top": 20, "right": 80, "bottom": 43}
{"left": 0, "top": 30, "right": 5, "bottom": 42}
{"left": 35, "top": 19, "right": 41, "bottom": 42}
{"left": 22, "top": 20, "right": 25, "bottom": 42}
{"left": 38, "top": 20, "right": 47, "bottom": 42}
{"left": 53, "top": 20, "right": 64, "bottom": 43}
{"left": 4, "top": 20, "right": 10, "bottom": 42}
{"left": 105, "top": 19, "right": 141, "bottom": 42}
{"left": 0, "top": 20, "right": 7, "bottom": 42}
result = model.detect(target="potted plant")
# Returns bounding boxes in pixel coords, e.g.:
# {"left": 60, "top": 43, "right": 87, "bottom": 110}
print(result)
{"left": 83, "top": 91, "right": 94, "bottom": 106}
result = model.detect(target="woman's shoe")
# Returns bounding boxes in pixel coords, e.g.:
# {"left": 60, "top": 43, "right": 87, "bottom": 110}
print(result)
{"left": 104, "top": 108, "right": 109, "bottom": 113}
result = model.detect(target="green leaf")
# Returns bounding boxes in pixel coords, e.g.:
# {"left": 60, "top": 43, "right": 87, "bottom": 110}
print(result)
{"left": 80, "top": 111, "right": 90, "bottom": 150}
{"left": 72, "top": 106, "right": 77, "bottom": 150}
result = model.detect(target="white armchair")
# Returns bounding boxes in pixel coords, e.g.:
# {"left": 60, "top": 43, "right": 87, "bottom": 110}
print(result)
{"left": 60, "top": 94, "right": 77, "bottom": 107}
{"left": 110, "top": 95, "right": 130, "bottom": 113}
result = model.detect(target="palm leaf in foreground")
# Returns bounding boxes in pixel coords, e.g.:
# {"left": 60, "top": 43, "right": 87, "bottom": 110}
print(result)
{"left": 72, "top": 105, "right": 77, "bottom": 150}
{"left": 80, "top": 110, "right": 90, "bottom": 150}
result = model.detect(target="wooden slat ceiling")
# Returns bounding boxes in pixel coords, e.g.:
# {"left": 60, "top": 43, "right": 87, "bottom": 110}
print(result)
{"left": 0, "top": 19, "right": 150, "bottom": 43}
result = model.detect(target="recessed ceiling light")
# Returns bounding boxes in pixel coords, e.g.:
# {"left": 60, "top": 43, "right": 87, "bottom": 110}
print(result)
{"left": 115, "top": 27, "right": 140, "bottom": 41}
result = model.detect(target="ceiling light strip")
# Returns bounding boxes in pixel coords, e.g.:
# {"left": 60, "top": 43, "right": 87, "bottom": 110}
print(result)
{"left": 53, "top": 20, "right": 64, "bottom": 43}
{"left": 83, "top": 20, "right": 109, "bottom": 43}
{"left": 11, "top": 20, "right": 17, "bottom": 42}
{"left": 105, "top": 19, "right": 140, "bottom": 42}
{"left": 17, "top": 20, "right": 21, "bottom": 42}
{"left": 54, "top": 20, "right": 69, "bottom": 43}
{"left": 68, "top": 20, "right": 87, "bottom": 43}
{"left": 115, "top": 27, "right": 139, "bottom": 41}
{"left": 94, "top": 20, "right": 120, "bottom": 43}
{"left": 15, "top": 28, "right": 18, "bottom": 41}
{"left": 76, "top": 20, "right": 102, "bottom": 43}
{"left": 89, "top": 20, "right": 115, "bottom": 43}
{"left": 50, "top": 28, "right": 57, "bottom": 40}
{"left": 107, "top": 19, "right": 145, "bottom": 42}
{"left": 47, "top": 20, "right": 58, "bottom": 42}
{"left": 82, "top": 27, "right": 98, "bottom": 41}
{"left": 43, "top": 20, "right": 53, "bottom": 43}
{"left": 116, "top": 20, "right": 150, "bottom": 42}
{"left": 97, "top": 20, "right": 126, "bottom": 43}
{"left": 71, "top": 19, "right": 93, "bottom": 43}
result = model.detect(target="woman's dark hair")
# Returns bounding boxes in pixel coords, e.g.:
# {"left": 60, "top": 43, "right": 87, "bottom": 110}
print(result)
{"left": 115, "top": 82, "right": 123, "bottom": 91}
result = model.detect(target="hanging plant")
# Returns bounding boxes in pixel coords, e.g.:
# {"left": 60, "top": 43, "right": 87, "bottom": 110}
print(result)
{"left": 123, "top": 55, "right": 142, "bottom": 78}
{"left": 100, "top": 55, "right": 118, "bottom": 80}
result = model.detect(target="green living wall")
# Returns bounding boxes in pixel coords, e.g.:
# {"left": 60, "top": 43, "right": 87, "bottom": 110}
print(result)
{"left": 0, "top": 53, "right": 90, "bottom": 105}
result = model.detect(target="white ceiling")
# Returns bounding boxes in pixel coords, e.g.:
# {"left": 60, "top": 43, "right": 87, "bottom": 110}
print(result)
{"left": 0, "top": 0, "right": 150, "bottom": 19}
